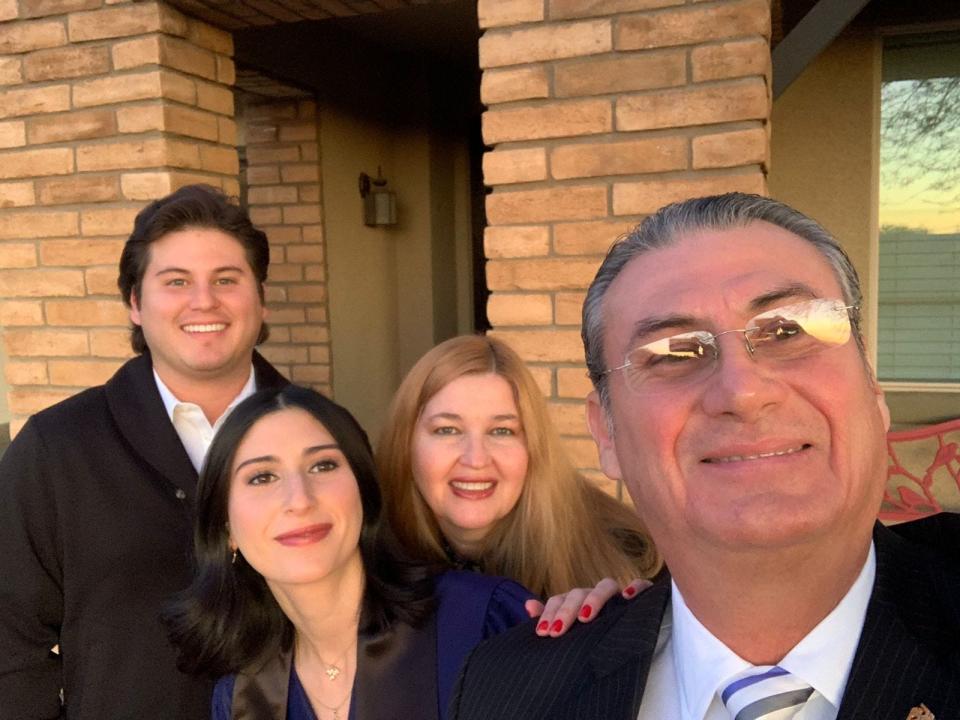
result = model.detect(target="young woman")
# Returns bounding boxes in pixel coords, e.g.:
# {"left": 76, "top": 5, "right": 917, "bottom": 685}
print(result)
{"left": 377, "top": 335, "right": 661, "bottom": 617}
{"left": 165, "top": 386, "right": 533, "bottom": 720}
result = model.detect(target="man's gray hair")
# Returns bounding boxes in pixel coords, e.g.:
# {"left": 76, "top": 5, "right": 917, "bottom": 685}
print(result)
{"left": 582, "top": 192, "right": 865, "bottom": 409}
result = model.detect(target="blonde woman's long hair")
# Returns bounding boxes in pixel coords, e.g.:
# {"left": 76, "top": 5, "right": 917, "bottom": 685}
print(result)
{"left": 376, "top": 334, "right": 661, "bottom": 597}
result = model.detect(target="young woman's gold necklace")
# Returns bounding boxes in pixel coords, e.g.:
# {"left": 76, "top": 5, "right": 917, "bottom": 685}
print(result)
{"left": 312, "top": 690, "right": 351, "bottom": 720}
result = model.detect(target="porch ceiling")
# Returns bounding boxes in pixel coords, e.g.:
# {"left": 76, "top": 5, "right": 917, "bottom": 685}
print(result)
{"left": 162, "top": 0, "right": 456, "bottom": 31}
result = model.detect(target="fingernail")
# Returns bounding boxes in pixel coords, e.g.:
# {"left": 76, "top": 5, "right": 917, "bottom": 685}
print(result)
{"left": 579, "top": 605, "right": 592, "bottom": 620}
{"left": 537, "top": 620, "right": 548, "bottom": 632}
{"left": 624, "top": 586, "right": 637, "bottom": 597}
{"left": 551, "top": 619, "right": 563, "bottom": 633}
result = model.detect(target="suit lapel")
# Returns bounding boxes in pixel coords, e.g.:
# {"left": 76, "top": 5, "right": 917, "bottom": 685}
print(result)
{"left": 104, "top": 352, "right": 198, "bottom": 500}
{"left": 580, "top": 575, "right": 670, "bottom": 720}
{"left": 836, "top": 523, "right": 960, "bottom": 720}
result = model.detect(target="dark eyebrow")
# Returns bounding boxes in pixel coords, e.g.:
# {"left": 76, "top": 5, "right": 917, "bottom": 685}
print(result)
{"left": 154, "top": 265, "right": 246, "bottom": 276}
{"left": 628, "top": 314, "right": 700, "bottom": 346}
{"left": 748, "top": 283, "right": 819, "bottom": 312}
{"left": 234, "top": 443, "right": 339, "bottom": 472}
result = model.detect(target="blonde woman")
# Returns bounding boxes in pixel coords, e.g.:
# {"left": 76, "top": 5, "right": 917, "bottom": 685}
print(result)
{"left": 377, "top": 335, "right": 660, "bottom": 633}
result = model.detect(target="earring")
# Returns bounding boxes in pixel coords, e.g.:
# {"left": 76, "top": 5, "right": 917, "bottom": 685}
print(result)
{"left": 231, "top": 549, "right": 238, "bottom": 565}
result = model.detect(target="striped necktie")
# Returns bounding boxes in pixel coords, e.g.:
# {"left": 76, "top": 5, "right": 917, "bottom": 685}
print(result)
{"left": 721, "top": 666, "right": 814, "bottom": 720}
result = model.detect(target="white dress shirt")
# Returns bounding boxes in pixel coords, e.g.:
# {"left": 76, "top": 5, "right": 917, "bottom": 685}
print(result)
{"left": 638, "top": 543, "right": 877, "bottom": 720}
{"left": 153, "top": 367, "right": 257, "bottom": 472}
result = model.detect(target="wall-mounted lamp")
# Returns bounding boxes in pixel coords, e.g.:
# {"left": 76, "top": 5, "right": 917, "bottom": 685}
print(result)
{"left": 358, "top": 168, "right": 398, "bottom": 227}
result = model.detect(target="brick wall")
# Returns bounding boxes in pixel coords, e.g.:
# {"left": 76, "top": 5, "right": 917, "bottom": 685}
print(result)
{"left": 240, "top": 96, "right": 331, "bottom": 396}
{"left": 477, "top": 0, "right": 772, "bottom": 492}
{"left": 0, "top": 0, "right": 240, "bottom": 436}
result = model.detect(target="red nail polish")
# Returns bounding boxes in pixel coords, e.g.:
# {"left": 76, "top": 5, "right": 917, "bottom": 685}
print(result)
{"left": 551, "top": 619, "right": 563, "bottom": 633}
{"left": 624, "top": 585, "right": 637, "bottom": 597}
{"left": 579, "top": 605, "right": 592, "bottom": 619}
{"left": 537, "top": 620, "right": 548, "bottom": 632}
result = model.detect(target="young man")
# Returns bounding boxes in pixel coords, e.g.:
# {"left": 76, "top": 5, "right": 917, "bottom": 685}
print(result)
{"left": 451, "top": 193, "right": 960, "bottom": 720}
{"left": 0, "top": 186, "right": 288, "bottom": 719}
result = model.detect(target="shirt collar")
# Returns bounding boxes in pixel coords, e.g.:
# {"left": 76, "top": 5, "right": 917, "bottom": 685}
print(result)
{"left": 152, "top": 367, "right": 257, "bottom": 424}
{"left": 671, "top": 542, "right": 876, "bottom": 719}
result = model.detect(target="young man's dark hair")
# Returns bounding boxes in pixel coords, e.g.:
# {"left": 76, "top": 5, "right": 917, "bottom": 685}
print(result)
{"left": 118, "top": 184, "right": 270, "bottom": 353}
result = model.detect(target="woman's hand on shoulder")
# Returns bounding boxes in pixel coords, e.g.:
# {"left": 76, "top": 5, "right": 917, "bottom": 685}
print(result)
{"left": 524, "top": 577, "right": 651, "bottom": 637}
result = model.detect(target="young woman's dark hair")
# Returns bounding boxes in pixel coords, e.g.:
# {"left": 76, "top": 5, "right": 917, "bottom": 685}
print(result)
{"left": 118, "top": 184, "right": 271, "bottom": 354}
{"left": 165, "top": 385, "right": 433, "bottom": 678}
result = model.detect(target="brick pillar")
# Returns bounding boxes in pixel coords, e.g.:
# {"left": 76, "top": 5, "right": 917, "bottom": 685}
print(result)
{"left": 477, "top": 0, "right": 771, "bottom": 488}
{"left": 0, "top": 0, "right": 238, "bottom": 436}
{"left": 240, "top": 97, "right": 331, "bottom": 396}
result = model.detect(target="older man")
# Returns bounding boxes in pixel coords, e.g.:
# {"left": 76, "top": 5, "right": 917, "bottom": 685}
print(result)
{"left": 451, "top": 193, "right": 960, "bottom": 720}
{"left": 0, "top": 186, "right": 287, "bottom": 719}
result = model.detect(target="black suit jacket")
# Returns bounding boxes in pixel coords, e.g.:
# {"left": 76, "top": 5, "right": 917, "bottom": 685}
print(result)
{"left": 0, "top": 352, "right": 287, "bottom": 720}
{"left": 451, "top": 515, "right": 960, "bottom": 720}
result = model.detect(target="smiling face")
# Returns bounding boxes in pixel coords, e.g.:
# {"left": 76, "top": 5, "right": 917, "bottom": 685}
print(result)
{"left": 227, "top": 408, "right": 363, "bottom": 592}
{"left": 129, "top": 226, "right": 267, "bottom": 393}
{"left": 411, "top": 373, "right": 529, "bottom": 557}
{"left": 587, "top": 221, "right": 890, "bottom": 568}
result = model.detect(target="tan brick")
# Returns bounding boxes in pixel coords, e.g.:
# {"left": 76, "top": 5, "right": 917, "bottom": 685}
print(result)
{"left": 300, "top": 143, "right": 318, "bottom": 162}
{"left": 24, "top": 45, "right": 110, "bottom": 82}
{"left": 250, "top": 207, "right": 282, "bottom": 225}
{"left": 68, "top": 4, "right": 164, "bottom": 42}
{"left": 554, "top": 220, "right": 635, "bottom": 255}
{"left": 285, "top": 244, "right": 324, "bottom": 263}
{"left": 89, "top": 328, "right": 131, "bottom": 357}
{"left": 551, "top": 0, "right": 682, "bottom": 20}
{"left": 487, "top": 257, "right": 600, "bottom": 290}
{"left": 0, "top": 268, "right": 83, "bottom": 296}
{"left": 268, "top": 307, "right": 306, "bottom": 325}
{"left": 5, "top": 360, "right": 48, "bottom": 386}
{"left": 478, "top": 0, "right": 543, "bottom": 28}
{"left": 0, "top": 242, "right": 36, "bottom": 267}
{"left": 269, "top": 263, "right": 302, "bottom": 282}
{"left": 481, "top": 66, "right": 549, "bottom": 105}
{"left": 308, "top": 346, "right": 330, "bottom": 366}
{"left": 4, "top": 328, "right": 88, "bottom": 357}
{"left": 490, "top": 328, "right": 583, "bottom": 362}
{"left": 84, "top": 266, "right": 118, "bottom": 295}
{"left": 185, "top": 18, "right": 232, "bottom": 55}
{"left": 612, "top": 172, "right": 765, "bottom": 215}
{"left": 112, "top": 36, "right": 161, "bottom": 70}
{"left": 40, "top": 238, "right": 123, "bottom": 266}
{"left": 524, "top": 365, "right": 552, "bottom": 397}
{"left": 692, "top": 126, "right": 766, "bottom": 169}
{"left": 159, "top": 69, "right": 196, "bottom": 105}
{"left": 304, "top": 264, "right": 325, "bottom": 282}
{"left": 119, "top": 171, "right": 170, "bottom": 200}
{"left": 278, "top": 123, "right": 316, "bottom": 142}
{"left": 483, "top": 147, "right": 547, "bottom": 185}
{"left": 22, "top": 0, "right": 100, "bottom": 18}
{"left": 0, "top": 181, "right": 36, "bottom": 208}
{"left": 77, "top": 138, "right": 196, "bottom": 172}
{"left": 0, "top": 19, "right": 66, "bottom": 54}
{"left": 280, "top": 163, "right": 319, "bottom": 184}
{"left": 0, "top": 0, "right": 16, "bottom": 21}
{"left": 73, "top": 70, "right": 163, "bottom": 108}
{"left": 0, "top": 84, "right": 70, "bottom": 120}
{"left": 216, "top": 55, "right": 235, "bottom": 85}
{"left": 8, "top": 388, "right": 76, "bottom": 414}
{"left": 159, "top": 35, "right": 216, "bottom": 81}
{"left": 245, "top": 123, "right": 279, "bottom": 144}
{"left": 483, "top": 99, "right": 612, "bottom": 144}
{"left": 287, "top": 283, "right": 326, "bottom": 303}
{"left": 616, "top": 79, "right": 768, "bottom": 131}
{"left": 291, "top": 364, "right": 330, "bottom": 384}
{"left": 27, "top": 108, "right": 115, "bottom": 144}
{"left": 38, "top": 175, "right": 120, "bottom": 205}
{"left": 691, "top": 38, "right": 770, "bottom": 82}
{"left": 283, "top": 204, "right": 321, "bottom": 224}
{"left": 46, "top": 298, "right": 127, "bottom": 326}
{"left": 486, "top": 184, "right": 607, "bottom": 224}
{"left": 247, "top": 184, "right": 299, "bottom": 206}
{"left": 165, "top": 105, "right": 220, "bottom": 140}
{"left": 80, "top": 207, "right": 139, "bottom": 236}
{"left": 261, "top": 225, "right": 301, "bottom": 244}
{"left": 549, "top": 400, "right": 589, "bottom": 435}
{"left": 0, "top": 300, "right": 43, "bottom": 326}
{"left": 246, "top": 145, "right": 300, "bottom": 165}
{"left": 555, "top": 51, "right": 686, "bottom": 97}
{"left": 48, "top": 359, "right": 122, "bottom": 386}
{"left": 302, "top": 225, "right": 323, "bottom": 243}
{"left": 616, "top": 0, "right": 770, "bottom": 51}
{"left": 487, "top": 293, "right": 552, "bottom": 325}
{"left": 484, "top": 225, "right": 550, "bottom": 259}
{"left": 218, "top": 117, "right": 236, "bottom": 145}
{"left": 0, "top": 120, "right": 25, "bottom": 149}
{"left": 290, "top": 325, "right": 329, "bottom": 343}
{"left": 0, "top": 209, "right": 77, "bottom": 239}
{"left": 199, "top": 144, "right": 238, "bottom": 175}
{"left": 480, "top": 19, "right": 612, "bottom": 68}
{"left": 555, "top": 291, "right": 587, "bottom": 325}
{"left": 0, "top": 56, "right": 23, "bottom": 86}
{"left": 244, "top": 102, "right": 297, "bottom": 122}
{"left": 115, "top": 103, "right": 164, "bottom": 134}
{"left": 259, "top": 345, "right": 308, "bottom": 365}
{"left": 551, "top": 136, "right": 686, "bottom": 180}
{"left": 195, "top": 79, "right": 233, "bottom": 115}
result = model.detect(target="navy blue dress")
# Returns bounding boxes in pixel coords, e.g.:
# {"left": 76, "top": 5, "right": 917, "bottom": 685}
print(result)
{"left": 211, "top": 571, "right": 533, "bottom": 720}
